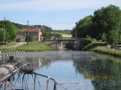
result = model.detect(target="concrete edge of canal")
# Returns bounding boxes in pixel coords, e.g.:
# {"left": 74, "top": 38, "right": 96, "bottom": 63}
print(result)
{"left": 0, "top": 51, "right": 25, "bottom": 59}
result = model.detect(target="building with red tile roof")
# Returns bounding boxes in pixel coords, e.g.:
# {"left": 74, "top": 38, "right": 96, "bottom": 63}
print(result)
{"left": 21, "top": 28, "right": 40, "bottom": 33}
{"left": 16, "top": 27, "right": 42, "bottom": 42}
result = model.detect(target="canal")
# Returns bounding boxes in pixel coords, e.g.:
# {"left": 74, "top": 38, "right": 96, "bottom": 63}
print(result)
{"left": 1, "top": 50, "right": 121, "bottom": 90}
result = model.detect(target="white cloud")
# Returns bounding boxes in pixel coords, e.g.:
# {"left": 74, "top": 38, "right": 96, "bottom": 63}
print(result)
{"left": 0, "top": 0, "right": 121, "bottom": 11}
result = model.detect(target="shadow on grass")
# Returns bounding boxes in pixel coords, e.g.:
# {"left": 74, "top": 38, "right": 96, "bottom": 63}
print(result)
{"left": 0, "top": 43, "right": 4, "bottom": 45}
{"left": 83, "top": 42, "right": 107, "bottom": 51}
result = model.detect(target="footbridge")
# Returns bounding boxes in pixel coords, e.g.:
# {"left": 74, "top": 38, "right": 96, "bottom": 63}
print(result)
{"left": 45, "top": 37, "right": 91, "bottom": 50}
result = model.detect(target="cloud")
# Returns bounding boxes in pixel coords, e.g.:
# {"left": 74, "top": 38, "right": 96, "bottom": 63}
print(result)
{"left": 0, "top": 0, "right": 121, "bottom": 11}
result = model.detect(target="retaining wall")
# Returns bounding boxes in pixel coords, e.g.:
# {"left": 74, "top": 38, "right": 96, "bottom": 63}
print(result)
{"left": 0, "top": 51, "right": 25, "bottom": 58}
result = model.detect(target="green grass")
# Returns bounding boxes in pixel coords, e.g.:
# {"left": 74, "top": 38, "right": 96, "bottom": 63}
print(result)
{"left": 82, "top": 41, "right": 121, "bottom": 57}
{"left": 16, "top": 42, "right": 53, "bottom": 52}
{"left": 0, "top": 42, "right": 17, "bottom": 48}
{"left": 82, "top": 41, "right": 107, "bottom": 51}
{"left": 0, "top": 47, "right": 17, "bottom": 53}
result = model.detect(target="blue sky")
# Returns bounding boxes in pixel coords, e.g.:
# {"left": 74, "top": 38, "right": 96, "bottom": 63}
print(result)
{"left": 0, "top": 0, "right": 121, "bottom": 30}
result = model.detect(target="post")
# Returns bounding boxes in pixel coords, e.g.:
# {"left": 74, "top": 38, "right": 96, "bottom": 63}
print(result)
{"left": 75, "top": 23, "right": 77, "bottom": 40}
{"left": 34, "top": 74, "right": 36, "bottom": 90}
{"left": 46, "top": 76, "right": 50, "bottom": 90}
{"left": 22, "top": 73, "right": 25, "bottom": 90}
{"left": 27, "top": 20, "right": 29, "bottom": 45}
{"left": 54, "top": 82, "right": 56, "bottom": 90}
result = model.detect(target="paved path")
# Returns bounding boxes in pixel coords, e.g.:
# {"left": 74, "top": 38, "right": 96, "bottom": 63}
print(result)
{"left": 7, "top": 42, "right": 26, "bottom": 48}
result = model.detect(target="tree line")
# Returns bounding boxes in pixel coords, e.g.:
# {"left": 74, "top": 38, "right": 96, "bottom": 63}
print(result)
{"left": 12, "top": 22, "right": 62, "bottom": 39}
{"left": 72, "top": 5, "right": 121, "bottom": 47}
{"left": 0, "top": 20, "right": 62, "bottom": 42}
{"left": 53, "top": 30, "right": 72, "bottom": 34}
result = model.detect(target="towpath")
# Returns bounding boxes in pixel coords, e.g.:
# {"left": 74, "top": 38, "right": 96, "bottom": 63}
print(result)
{"left": 7, "top": 42, "right": 26, "bottom": 48}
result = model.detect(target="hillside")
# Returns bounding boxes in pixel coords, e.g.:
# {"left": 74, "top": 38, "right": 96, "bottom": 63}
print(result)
{"left": 12, "top": 22, "right": 52, "bottom": 32}
{"left": 53, "top": 30, "right": 72, "bottom": 35}
{"left": 51, "top": 32, "right": 72, "bottom": 37}
{"left": 12, "top": 22, "right": 72, "bottom": 38}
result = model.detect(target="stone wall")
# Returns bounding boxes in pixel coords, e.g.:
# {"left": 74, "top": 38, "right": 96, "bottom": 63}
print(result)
{"left": 16, "top": 32, "right": 39, "bottom": 42}
{"left": 45, "top": 40, "right": 91, "bottom": 50}
{"left": 45, "top": 41, "right": 64, "bottom": 50}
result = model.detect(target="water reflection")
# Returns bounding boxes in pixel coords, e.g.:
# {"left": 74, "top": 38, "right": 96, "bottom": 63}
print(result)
{"left": 0, "top": 51, "right": 121, "bottom": 90}
{"left": 73, "top": 52, "right": 121, "bottom": 90}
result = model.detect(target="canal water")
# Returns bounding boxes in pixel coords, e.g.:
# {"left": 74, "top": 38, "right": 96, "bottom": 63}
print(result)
{"left": 1, "top": 50, "right": 121, "bottom": 90}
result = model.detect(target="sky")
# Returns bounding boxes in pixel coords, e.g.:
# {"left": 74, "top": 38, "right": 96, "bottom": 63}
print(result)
{"left": 0, "top": 0, "right": 121, "bottom": 30}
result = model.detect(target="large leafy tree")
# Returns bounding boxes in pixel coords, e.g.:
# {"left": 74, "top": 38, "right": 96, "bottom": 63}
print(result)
{"left": 91, "top": 8, "right": 105, "bottom": 39}
{"left": 72, "top": 15, "right": 92, "bottom": 38}
{"left": 0, "top": 29, "right": 4, "bottom": 42}
{"left": 91, "top": 5, "right": 121, "bottom": 46}
{"left": 0, "top": 20, "right": 16, "bottom": 42}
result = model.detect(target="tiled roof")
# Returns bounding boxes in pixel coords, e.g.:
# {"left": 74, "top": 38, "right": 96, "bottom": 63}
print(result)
{"left": 21, "top": 28, "right": 40, "bottom": 32}
{"left": 40, "top": 35, "right": 44, "bottom": 39}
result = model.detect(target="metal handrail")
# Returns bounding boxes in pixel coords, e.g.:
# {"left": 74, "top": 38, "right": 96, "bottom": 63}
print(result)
{"left": 0, "top": 62, "right": 30, "bottom": 82}
{"left": 32, "top": 72, "right": 57, "bottom": 90}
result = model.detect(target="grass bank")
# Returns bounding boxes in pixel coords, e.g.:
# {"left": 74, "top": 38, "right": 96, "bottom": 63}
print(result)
{"left": 0, "top": 48, "right": 17, "bottom": 53}
{"left": 82, "top": 41, "right": 121, "bottom": 57}
{"left": 0, "top": 42, "right": 17, "bottom": 48}
{"left": 16, "top": 42, "right": 53, "bottom": 52}
{"left": 0, "top": 42, "right": 17, "bottom": 53}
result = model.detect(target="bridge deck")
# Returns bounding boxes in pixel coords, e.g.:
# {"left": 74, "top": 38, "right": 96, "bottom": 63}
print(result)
{"left": 47, "top": 39, "right": 81, "bottom": 41}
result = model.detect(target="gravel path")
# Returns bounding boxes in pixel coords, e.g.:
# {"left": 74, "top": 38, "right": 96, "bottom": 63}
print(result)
{"left": 7, "top": 42, "right": 26, "bottom": 48}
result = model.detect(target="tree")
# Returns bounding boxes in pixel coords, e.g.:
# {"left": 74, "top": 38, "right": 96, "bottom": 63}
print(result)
{"left": 0, "top": 29, "right": 4, "bottom": 42}
{"left": 91, "top": 5, "right": 121, "bottom": 46}
{"left": 41, "top": 26, "right": 48, "bottom": 38}
{"left": 0, "top": 20, "right": 16, "bottom": 42}
{"left": 72, "top": 15, "right": 92, "bottom": 38}
{"left": 25, "top": 35, "right": 33, "bottom": 42}
{"left": 91, "top": 7, "right": 106, "bottom": 39}
{"left": 52, "top": 33, "right": 62, "bottom": 38}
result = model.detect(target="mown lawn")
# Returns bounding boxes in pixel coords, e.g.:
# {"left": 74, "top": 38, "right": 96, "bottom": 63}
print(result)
{"left": 82, "top": 41, "right": 107, "bottom": 51}
{"left": 82, "top": 41, "right": 121, "bottom": 57}
{"left": 16, "top": 42, "right": 53, "bottom": 52}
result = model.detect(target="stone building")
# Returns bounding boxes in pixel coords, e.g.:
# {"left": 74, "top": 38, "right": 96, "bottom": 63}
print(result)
{"left": 49, "top": 36, "right": 58, "bottom": 40}
{"left": 16, "top": 28, "right": 42, "bottom": 42}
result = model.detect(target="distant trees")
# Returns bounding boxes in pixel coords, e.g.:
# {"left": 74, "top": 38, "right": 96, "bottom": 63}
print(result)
{"left": 0, "top": 20, "right": 16, "bottom": 42}
{"left": 12, "top": 22, "right": 53, "bottom": 39}
{"left": 53, "top": 30, "right": 72, "bottom": 34}
{"left": 41, "top": 26, "right": 49, "bottom": 39}
{"left": 72, "top": 4, "right": 121, "bottom": 47}
{"left": 12, "top": 22, "right": 28, "bottom": 28}
{"left": 41, "top": 26, "right": 62, "bottom": 38}
{"left": 41, "top": 25, "right": 52, "bottom": 38}
{"left": 52, "top": 33, "right": 62, "bottom": 38}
